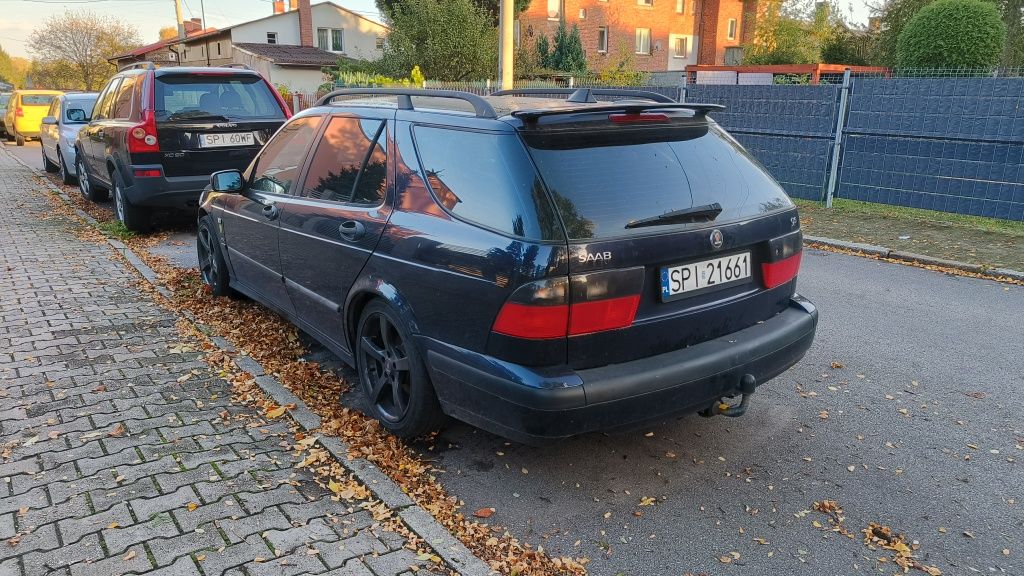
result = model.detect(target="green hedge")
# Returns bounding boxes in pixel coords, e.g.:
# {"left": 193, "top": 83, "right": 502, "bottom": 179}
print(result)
{"left": 896, "top": 0, "right": 1006, "bottom": 69}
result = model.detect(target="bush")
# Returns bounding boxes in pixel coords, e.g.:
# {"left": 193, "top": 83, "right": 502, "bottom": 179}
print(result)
{"left": 896, "top": 0, "right": 1006, "bottom": 69}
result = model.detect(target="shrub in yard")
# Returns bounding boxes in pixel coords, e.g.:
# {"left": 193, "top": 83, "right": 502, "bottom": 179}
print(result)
{"left": 896, "top": 0, "right": 1006, "bottom": 69}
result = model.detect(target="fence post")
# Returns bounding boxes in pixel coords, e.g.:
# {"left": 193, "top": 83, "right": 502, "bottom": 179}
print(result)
{"left": 568, "top": 76, "right": 574, "bottom": 88}
{"left": 824, "top": 68, "right": 851, "bottom": 208}
{"left": 486, "top": 79, "right": 492, "bottom": 94}
{"left": 291, "top": 93, "right": 299, "bottom": 114}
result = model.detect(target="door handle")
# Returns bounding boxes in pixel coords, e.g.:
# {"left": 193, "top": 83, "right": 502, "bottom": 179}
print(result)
{"left": 339, "top": 220, "right": 365, "bottom": 241}
{"left": 261, "top": 202, "right": 279, "bottom": 220}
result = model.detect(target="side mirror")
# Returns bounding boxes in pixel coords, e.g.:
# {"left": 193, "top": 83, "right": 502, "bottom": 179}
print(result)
{"left": 41, "top": 116, "right": 57, "bottom": 125}
{"left": 210, "top": 169, "right": 244, "bottom": 193}
{"left": 66, "top": 108, "right": 87, "bottom": 122}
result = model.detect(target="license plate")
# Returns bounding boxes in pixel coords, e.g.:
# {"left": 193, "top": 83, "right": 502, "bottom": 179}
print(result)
{"left": 660, "top": 252, "right": 751, "bottom": 301}
{"left": 199, "top": 132, "right": 254, "bottom": 148}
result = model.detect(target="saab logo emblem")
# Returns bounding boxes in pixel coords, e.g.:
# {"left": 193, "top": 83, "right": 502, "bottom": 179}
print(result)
{"left": 578, "top": 251, "right": 612, "bottom": 263}
{"left": 710, "top": 229, "right": 724, "bottom": 249}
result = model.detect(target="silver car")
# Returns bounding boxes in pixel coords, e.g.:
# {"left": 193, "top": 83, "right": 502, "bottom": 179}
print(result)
{"left": 40, "top": 92, "right": 98, "bottom": 185}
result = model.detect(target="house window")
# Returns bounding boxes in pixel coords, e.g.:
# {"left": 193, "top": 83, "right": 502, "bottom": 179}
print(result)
{"left": 725, "top": 46, "right": 744, "bottom": 64}
{"left": 547, "top": 0, "right": 560, "bottom": 20}
{"left": 635, "top": 28, "right": 651, "bottom": 54}
{"left": 375, "top": 37, "right": 384, "bottom": 49}
{"left": 597, "top": 26, "right": 608, "bottom": 53}
{"left": 727, "top": 18, "right": 737, "bottom": 40}
{"left": 331, "top": 29, "right": 344, "bottom": 51}
{"left": 216, "top": 42, "right": 221, "bottom": 55}
{"left": 673, "top": 36, "right": 688, "bottom": 57}
{"left": 267, "top": 32, "right": 278, "bottom": 44}
{"left": 317, "top": 28, "right": 329, "bottom": 49}
{"left": 318, "top": 28, "right": 344, "bottom": 52}
{"left": 579, "top": 8, "right": 586, "bottom": 18}
{"left": 638, "top": 0, "right": 653, "bottom": 6}
{"left": 676, "top": 0, "right": 683, "bottom": 12}
{"left": 183, "top": 48, "right": 187, "bottom": 59}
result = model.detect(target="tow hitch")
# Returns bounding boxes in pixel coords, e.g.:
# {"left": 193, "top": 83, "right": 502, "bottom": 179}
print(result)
{"left": 700, "top": 374, "right": 756, "bottom": 418}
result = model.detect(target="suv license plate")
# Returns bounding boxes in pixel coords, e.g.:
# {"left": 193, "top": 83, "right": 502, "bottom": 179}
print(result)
{"left": 199, "top": 132, "right": 255, "bottom": 148}
{"left": 660, "top": 252, "right": 751, "bottom": 301}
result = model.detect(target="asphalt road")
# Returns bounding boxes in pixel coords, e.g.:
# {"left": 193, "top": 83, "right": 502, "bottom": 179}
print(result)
{"left": 8, "top": 139, "right": 1022, "bottom": 575}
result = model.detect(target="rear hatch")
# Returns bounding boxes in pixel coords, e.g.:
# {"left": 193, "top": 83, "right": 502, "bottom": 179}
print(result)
{"left": 520, "top": 112, "right": 803, "bottom": 369}
{"left": 152, "top": 72, "right": 286, "bottom": 176}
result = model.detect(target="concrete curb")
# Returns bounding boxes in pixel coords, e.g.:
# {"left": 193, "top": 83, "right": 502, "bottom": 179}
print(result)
{"left": 804, "top": 234, "right": 1024, "bottom": 282}
{"left": 6, "top": 147, "right": 495, "bottom": 576}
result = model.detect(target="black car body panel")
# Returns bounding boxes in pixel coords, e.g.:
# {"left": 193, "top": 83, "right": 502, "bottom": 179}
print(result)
{"left": 199, "top": 90, "right": 818, "bottom": 443}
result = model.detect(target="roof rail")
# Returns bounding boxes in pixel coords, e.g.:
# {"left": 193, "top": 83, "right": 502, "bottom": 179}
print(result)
{"left": 117, "top": 61, "right": 157, "bottom": 73}
{"left": 512, "top": 102, "right": 726, "bottom": 122}
{"left": 220, "top": 63, "right": 252, "bottom": 70}
{"left": 491, "top": 87, "right": 677, "bottom": 104}
{"left": 315, "top": 88, "right": 497, "bottom": 119}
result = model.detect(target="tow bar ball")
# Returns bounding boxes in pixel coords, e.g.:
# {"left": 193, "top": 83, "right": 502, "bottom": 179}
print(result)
{"left": 700, "top": 374, "right": 757, "bottom": 418}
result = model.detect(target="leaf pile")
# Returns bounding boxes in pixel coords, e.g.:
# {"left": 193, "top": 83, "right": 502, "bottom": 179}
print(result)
{"left": 862, "top": 523, "right": 942, "bottom": 575}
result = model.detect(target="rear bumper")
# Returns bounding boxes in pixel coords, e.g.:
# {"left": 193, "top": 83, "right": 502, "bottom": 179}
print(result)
{"left": 423, "top": 295, "right": 818, "bottom": 444}
{"left": 123, "top": 166, "right": 209, "bottom": 209}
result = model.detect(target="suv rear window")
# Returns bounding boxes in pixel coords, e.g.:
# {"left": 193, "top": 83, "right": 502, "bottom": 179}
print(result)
{"left": 21, "top": 95, "right": 56, "bottom": 106}
{"left": 523, "top": 124, "right": 792, "bottom": 240}
{"left": 154, "top": 75, "right": 284, "bottom": 122}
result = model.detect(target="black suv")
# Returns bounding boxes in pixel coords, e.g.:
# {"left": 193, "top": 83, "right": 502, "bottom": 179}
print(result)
{"left": 76, "top": 63, "right": 290, "bottom": 231}
{"left": 197, "top": 88, "right": 818, "bottom": 444}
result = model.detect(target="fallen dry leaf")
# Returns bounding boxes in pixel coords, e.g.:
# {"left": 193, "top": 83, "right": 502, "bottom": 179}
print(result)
{"left": 473, "top": 507, "right": 495, "bottom": 518}
{"left": 123, "top": 550, "right": 136, "bottom": 561}
{"left": 108, "top": 424, "right": 127, "bottom": 437}
{"left": 186, "top": 502, "right": 199, "bottom": 512}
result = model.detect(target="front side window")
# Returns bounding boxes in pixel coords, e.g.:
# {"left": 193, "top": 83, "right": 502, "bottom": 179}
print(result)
{"left": 65, "top": 97, "right": 97, "bottom": 122}
{"left": 597, "top": 27, "right": 608, "bottom": 53}
{"left": 414, "top": 127, "right": 560, "bottom": 240}
{"left": 302, "top": 117, "right": 387, "bottom": 205}
{"left": 635, "top": 28, "right": 651, "bottom": 54}
{"left": 727, "top": 18, "right": 737, "bottom": 40}
{"left": 248, "top": 115, "right": 323, "bottom": 195}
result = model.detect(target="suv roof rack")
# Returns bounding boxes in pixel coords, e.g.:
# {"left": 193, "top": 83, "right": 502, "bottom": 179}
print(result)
{"left": 512, "top": 101, "right": 726, "bottom": 122}
{"left": 118, "top": 61, "right": 157, "bottom": 73}
{"left": 315, "top": 88, "right": 498, "bottom": 119}
{"left": 491, "top": 87, "right": 677, "bottom": 104}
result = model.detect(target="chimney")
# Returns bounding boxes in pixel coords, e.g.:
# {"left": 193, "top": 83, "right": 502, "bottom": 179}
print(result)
{"left": 273, "top": 0, "right": 285, "bottom": 14}
{"left": 298, "top": 0, "right": 313, "bottom": 47}
{"left": 183, "top": 17, "right": 203, "bottom": 35}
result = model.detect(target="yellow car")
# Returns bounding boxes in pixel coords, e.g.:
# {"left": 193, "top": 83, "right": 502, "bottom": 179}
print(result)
{"left": 3, "top": 89, "right": 62, "bottom": 146}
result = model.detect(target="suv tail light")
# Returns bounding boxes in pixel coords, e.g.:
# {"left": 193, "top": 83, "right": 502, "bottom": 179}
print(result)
{"left": 492, "top": 268, "right": 645, "bottom": 339}
{"left": 762, "top": 230, "right": 802, "bottom": 289}
{"left": 128, "top": 74, "right": 160, "bottom": 154}
{"left": 15, "top": 107, "right": 23, "bottom": 117}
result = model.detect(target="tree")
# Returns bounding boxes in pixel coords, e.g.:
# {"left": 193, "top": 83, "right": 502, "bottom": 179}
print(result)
{"left": 158, "top": 26, "right": 179, "bottom": 41}
{"left": 820, "top": 25, "right": 871, "bottom": 65}
{"left": 377, "top": 0, "right": 529, "bottom": 24}
{"left": 376, "top": 0, "right": 497, "bottom": 81}
{"left": 871, "top": 0, "right": 934, "bottom": 66}
{"left": 27, "top": 59, "right": 82, "bottom": 90}
{"left": 27, "top": 10, "right": 141, "bottom": 91}
{"left": 743, "top": 0, "right": 837, "bottom": 64}
{"left": 536, "top": 22, "right": 587, "bottom": 73}
{"left": 896, "top": 0, "right": 1006, "bottom": 68}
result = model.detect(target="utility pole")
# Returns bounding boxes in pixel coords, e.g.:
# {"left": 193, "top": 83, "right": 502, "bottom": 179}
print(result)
{"left": 174, "top": 0, "right": 185, "bottom": 39}
{"left": 200, "top": 0, "right": 211, "bottom": 66}
{"left": 499, "top": 0, "right": 513, "bottom": 89}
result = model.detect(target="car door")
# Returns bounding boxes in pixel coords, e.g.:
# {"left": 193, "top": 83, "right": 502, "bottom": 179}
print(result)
{"left": 82, "top": 77, "right": 120, "bottom": 177}
{"left": 277, "top": 111, "right": 394, "bottom": 352}
{"left": 41, "top": 98, "right": 60, "bottom": 162}
{"left": 217, "top": 114, "right": 324, "bottom": 315}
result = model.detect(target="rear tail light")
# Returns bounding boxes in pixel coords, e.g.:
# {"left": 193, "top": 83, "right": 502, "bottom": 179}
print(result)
{"left": 128, "top": 110, "right": 160, "bottom": 154}
{"left": 491, "top": 268, "right": 645, "bottom": 339}
{"left": 609, "top": 112, "right": 670, "bottom": 124}
{"left": 133, "top": 169, "right": 162, "bottom": 178}
{"left": 762, "top": 230, "right": 803, "bottom": 289}
{"left": 15, "top": 107, "right": 23, "bottom": 117}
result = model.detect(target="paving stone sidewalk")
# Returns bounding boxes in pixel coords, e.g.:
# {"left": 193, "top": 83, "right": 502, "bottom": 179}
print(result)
{"left": 0, "top": 150, "right": 428, "bottom": 575}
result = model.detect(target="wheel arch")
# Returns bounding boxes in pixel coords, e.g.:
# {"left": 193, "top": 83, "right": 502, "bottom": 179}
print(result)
{"left": 344, "top": 278, "right": 421, "bottom": 356}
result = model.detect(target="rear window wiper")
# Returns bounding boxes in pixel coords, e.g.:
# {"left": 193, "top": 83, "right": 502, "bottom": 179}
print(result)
{"left": 163, "top": 111, "right": 231, "bottom": 122}
{"left": 624, "top": 203, "right": 723, "bottom": 229}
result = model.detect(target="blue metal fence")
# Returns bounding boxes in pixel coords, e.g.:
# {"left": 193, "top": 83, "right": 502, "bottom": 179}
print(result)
{"left": 688, "top": 76, "right": 1024, "bottom": 221}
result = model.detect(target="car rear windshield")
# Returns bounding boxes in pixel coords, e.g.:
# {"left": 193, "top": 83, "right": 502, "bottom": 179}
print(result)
{"left": 154, "top": 75, "right": 284, "bottom": 122}
{"left": 522, "top": 124, "right": 792, "bottom": 240}
{"left": 21, "top": 95, "right": 56, "bottom": 106}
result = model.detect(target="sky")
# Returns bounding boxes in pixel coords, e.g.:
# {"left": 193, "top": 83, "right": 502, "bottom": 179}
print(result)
{"left": 0, "top": 0, "right": 874, "bottom": 60}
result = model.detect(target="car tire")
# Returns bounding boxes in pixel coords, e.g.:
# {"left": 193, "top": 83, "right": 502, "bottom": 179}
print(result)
{"left": 111, "top": 170, "right": 149, "bottom": 232}
{"left": 76, "top": 154, "right": 108, "bottom": 202}
{"left": 42, "top": 146, "right": 58, "bottom": 173}
{"left": 197, "top": 215, "right": 233, "bottom": 297}
{"left": 356, "top": 300, "right": 446, "bottom": 439}
{"left": 57, "top": 149, "right": 75, "bottom": 185}
{"left": 15, "top": 134, "right": 25, "bottom": 146}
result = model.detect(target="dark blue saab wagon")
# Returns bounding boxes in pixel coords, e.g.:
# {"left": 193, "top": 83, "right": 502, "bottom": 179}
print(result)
{"left": 196, "top": 88, "right": 818, "bottom": 444}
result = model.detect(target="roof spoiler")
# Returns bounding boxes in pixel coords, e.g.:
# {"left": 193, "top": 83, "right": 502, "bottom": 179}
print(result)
{"left": 511, "top": 102, "right": 726, "bottom": 121}
{"left": 492, "top": 87, "right": 677, "bottom": 104}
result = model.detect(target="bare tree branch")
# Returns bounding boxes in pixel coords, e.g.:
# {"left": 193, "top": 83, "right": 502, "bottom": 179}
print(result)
{"left": 27, "top": 9, "right": 140, "bottom": 90}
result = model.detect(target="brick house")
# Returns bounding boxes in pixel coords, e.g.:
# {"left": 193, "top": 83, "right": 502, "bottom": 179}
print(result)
{"left": 518, "top": 0, "right": 747, "bottom": 72}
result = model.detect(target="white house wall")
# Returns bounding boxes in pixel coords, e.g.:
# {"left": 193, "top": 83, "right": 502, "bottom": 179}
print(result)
{"left": 308, "top": 3, "right": 385, "bottom": 60}
{"left": 231, "top": 12, "right": 302, "bottom": 45}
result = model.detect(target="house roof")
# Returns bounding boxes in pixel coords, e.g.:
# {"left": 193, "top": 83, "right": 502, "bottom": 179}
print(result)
{"left": 234, "top": 43, "right": 344, "bottom": 67}
{"left": 110, "top": 28, "right": 218, "bottom": 61}
{"left": 185, "top": 0, "right": 386, "bottom": 44}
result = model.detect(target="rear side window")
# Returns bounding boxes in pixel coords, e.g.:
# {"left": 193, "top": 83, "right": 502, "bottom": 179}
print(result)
{"left": 112, "top": 75, "right": 140, "bottom": 120}
{"left": 155, "top": 75, "right": 285, "bottom": 121}
{"left": 523, "top": 124, "right": 792, "bottom": 240}
{"left": 302, "top": 117, "right": 387, "bottom": 205}
{"left": 248, "top": 115, "right": 322, "bottom": 196}
{"left": 21, "top": 94, "right": 56, "bottom": 106}
{"left": 93, "top": 78, "right": 121, "bottom": 121}
{"left": 413, "top": 127, "right": 560, "bottom": 241}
